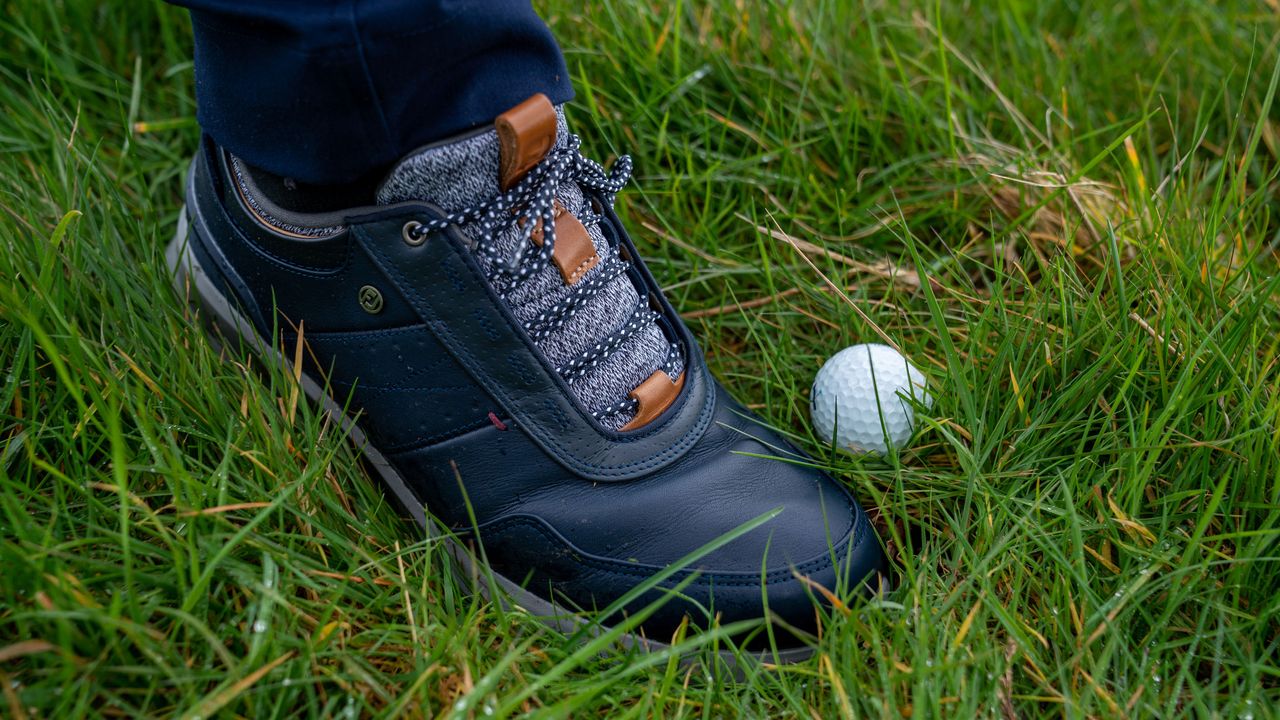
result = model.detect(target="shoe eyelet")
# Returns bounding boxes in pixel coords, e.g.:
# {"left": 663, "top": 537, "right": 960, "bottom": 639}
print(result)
{"left": 402, "top": 220, "right": 426, "bottom": 246}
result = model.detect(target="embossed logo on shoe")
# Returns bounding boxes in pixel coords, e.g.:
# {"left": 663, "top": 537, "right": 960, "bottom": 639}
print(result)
{"left": 357, "top": 284, "right": 384, "bottom": 314}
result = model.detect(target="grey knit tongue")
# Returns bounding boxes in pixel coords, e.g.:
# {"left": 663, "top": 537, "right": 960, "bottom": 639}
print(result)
{"left": 375, "top": 106, "right": 682, "bottom": 430}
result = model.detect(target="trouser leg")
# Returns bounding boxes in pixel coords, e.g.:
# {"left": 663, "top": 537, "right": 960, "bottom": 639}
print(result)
{"left": 170, "top": 0, "right": 573, "bottom": 184}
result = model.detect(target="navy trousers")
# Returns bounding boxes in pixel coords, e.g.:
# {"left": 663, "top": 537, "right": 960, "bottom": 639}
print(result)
{"left": 171, "top": 1, "right": 574, "bottom": 185}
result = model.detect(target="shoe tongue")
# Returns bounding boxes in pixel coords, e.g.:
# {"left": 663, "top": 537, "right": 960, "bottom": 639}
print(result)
{"left": 372, "top": 97, "right": 685, "bottom": 431}
{"left": 375, "top": 94, "right": 560, "bottom": 209}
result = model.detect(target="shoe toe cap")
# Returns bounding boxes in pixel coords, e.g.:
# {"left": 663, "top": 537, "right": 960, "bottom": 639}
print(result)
{"left": 477, "top": 468, "right": 887, "bottom": 645}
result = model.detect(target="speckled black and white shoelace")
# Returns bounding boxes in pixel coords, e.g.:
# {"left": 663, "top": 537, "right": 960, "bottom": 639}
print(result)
{"left": 388, "top": 127, "right": 683, "bottom": 427}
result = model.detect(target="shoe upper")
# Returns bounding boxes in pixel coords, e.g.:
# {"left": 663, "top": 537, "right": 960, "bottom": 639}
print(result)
{"left": 179, "top": 96, "right": 886, "bottom": 643}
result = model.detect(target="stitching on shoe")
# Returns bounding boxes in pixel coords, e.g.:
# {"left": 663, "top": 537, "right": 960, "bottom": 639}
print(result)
{"left": 217, "top": 155, "right": 355, "bottom": 275}
{"left": 376, "top": 416, "right": 497, "bottom": 454}
{"left": 478, "top": 512, "right": 867, "bottom": 588}
{"left": 230, "top": 215, "right": 356, "bottom": 278}
{"left": 355, "top": 221, "right": 715, "bottom": 478}
{"left": 298, "top": 324, "right": 426, "bottom": 342}
{"left": 299, "top": 325, "right": 464, "bottom": 383}
{"left": 329, "top": 381, "right": 476, "bottom": 394}
{"left": 566, "top": 254, "right": 596, "bottom": 284}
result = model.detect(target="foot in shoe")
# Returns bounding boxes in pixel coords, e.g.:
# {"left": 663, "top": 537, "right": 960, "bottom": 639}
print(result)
{"left": 170, "top": 93, "right": 888, "bottom": 655}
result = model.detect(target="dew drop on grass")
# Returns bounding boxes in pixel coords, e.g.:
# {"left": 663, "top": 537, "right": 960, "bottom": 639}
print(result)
{"left": 252, "top": 619, "right": 268, "bottom": 633}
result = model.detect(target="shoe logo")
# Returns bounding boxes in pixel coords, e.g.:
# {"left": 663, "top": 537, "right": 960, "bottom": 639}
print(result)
{"left": 358, "top": 285, "right": 384, "bottom": 314}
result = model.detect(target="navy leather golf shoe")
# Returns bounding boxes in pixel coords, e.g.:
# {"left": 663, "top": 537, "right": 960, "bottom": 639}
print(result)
{"left": 167, "top": 95, "right": 886, "bottom": 658}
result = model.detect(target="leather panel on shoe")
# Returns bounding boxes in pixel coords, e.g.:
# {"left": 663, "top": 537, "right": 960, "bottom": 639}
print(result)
{"left": 298, "top": 325, "right": 496, "bottom": 451}
{"left": 189, "top": 141, "right": 422, "bottom": 334}
{"left": 472, "top": 508, "right": 878, "bottom": 639}
{"left": 385, "top": 380, "right": 858, "bottom": 572}
{"left": 184, "top": 158, "right": 270, "bottom": 335}
{"left": 349, "top": 214, "right": 717, "bottom": 481}
{"left": 189, "top": 146, "right": 499, "bottom": 452}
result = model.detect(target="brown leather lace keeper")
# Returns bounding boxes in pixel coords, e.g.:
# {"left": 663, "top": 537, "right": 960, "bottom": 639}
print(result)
{"left": 621, "top": 371, "right": 685, "bottom": 431}
{"left": 496, "top": 94, "right": 557, "bottom": 191}
{"left": 528, "top": 201, "right": 600, "bottom": 285}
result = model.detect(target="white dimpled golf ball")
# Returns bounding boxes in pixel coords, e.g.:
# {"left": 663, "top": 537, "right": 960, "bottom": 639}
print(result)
{"left": 810, "top": 343, "right": 930, "bottom": 455}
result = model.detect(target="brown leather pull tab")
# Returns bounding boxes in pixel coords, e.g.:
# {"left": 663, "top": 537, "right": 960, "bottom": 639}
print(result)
{"left": 496, "top": 94, "right": 557, "bottom": 191}
{"left": 621, "top": 371, "right": 685, "bottom": 431}
{"left": 529, "top": 201, "right": 600, "bottom": 285}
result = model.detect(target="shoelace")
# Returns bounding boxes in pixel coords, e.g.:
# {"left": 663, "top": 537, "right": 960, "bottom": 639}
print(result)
{"left": 408, "top": 135, "right": 682, "bottom": 422}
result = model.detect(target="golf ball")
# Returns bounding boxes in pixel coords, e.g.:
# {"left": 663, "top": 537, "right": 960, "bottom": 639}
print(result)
{"left": 810, "top": 343, "right": 929, "bottom": 455}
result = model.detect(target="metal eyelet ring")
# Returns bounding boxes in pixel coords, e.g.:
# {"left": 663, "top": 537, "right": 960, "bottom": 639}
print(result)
{"left": 402, "top": 220, "right": 426, "bottom": 246}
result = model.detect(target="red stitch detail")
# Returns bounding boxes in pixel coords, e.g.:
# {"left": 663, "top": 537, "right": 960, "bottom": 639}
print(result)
{"left": 488, "top": 412, "right": 508, "bottom": 431}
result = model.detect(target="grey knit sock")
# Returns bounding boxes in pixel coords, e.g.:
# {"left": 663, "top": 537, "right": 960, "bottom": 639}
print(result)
{"left": 376, "top": 107, "right": 683, "bottom": 429}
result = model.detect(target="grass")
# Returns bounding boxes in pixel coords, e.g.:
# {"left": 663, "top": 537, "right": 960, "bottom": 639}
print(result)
{"left": 2, "top": 0, "right": 1278, "bottom": 716}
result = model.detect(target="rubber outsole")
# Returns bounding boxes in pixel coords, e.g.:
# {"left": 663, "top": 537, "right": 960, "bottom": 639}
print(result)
{"left": 165, "top": 208, "right": 817, "bottom": 668}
